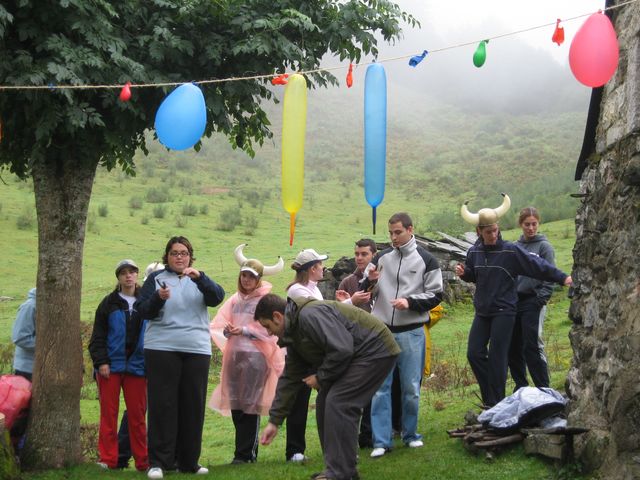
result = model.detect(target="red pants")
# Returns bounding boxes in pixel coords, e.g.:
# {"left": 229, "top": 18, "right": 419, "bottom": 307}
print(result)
{"left": 97, "top": 373, "right": 148, "bottom": 470}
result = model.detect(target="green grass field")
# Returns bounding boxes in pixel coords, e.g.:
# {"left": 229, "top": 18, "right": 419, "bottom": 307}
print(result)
{"left": 0, "top": 132, "right": 587, "bottom": 478}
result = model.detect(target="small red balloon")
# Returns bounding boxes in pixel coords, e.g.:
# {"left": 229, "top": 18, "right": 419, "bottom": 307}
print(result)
{"left": 346, "top": 63, "right": 353, "bottom": 88}
{"left": 271, "top": 74, "right": 289, "bottom": 85}
{"left": 119, "top": 82, "right": 132, "bottom": 102}
{"left": 552, "top": 19, "right": 565, "bottom": 46}
{"left": 569, "top": 13, "right": 619, "bottom": 87}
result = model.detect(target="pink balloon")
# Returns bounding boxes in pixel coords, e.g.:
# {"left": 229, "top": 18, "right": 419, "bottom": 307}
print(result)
{"left": 569, "top": 13, "right": 619, "bottom": 87}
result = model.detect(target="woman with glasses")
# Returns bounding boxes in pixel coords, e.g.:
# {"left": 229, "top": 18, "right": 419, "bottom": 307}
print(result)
{"left": 282, "top": 248, "right": 328, "bottom": 463}
{"left": 137, "top": 236, "right": 225, "bottom": 479}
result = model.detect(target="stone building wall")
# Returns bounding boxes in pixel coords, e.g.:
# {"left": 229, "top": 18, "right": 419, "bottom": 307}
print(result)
{"left": 567, "top": 2, "right": 640, "bottom": 478}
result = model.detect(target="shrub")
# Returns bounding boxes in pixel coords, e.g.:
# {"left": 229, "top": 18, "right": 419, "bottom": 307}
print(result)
{"left": 199, "top": 204, "right": 209, "bottom": 215}
{"left": 16, "top": 207, "right": 35, "bottom": 230}
{"left": 181, "top": 203, "right": 198, "bottom": 217}
{"left": 243, "top": 215, "right": 258, "bottom": 236}
{"left": 146, "top": 187, "right": 170, "bottom": 203}
{"left": 140, "top": 216, "right": 149, "bottom": 225}
{"left": 129, "top": 196, "right": 144, "bottom": 209}
{"left": 216, "top": 207, "right": 241, "bottom": 232}
{"left": 153, "top": 204, "right": 166, "bottom": 219}
{"left": 175, "top": 215, "right": 187, "bottom": 228}
{"left": 97, "top": 203, "right": 109, "bottom": 217}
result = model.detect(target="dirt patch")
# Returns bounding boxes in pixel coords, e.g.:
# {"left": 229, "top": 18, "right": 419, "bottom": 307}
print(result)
{"left": 201, "top": 186, "right": 230, "bottom": 195}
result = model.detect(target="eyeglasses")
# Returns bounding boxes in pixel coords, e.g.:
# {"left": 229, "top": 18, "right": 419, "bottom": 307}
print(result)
{"left": 169, "top": 251, "right": 190, "bottom": 258}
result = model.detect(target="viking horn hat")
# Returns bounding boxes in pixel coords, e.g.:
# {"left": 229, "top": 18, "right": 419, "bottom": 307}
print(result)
{"left": 234, "top": 244, "right": 284, "bottom": 277}
{"left": 460, "top": 193, "right": 511, "bottom": 227}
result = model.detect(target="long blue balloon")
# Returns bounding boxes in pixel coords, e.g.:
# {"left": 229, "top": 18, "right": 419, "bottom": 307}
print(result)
{"left": 364, "top": 63, "right": 387, "bottom": 234}
{"left": 155, "top": 83, "right": 207, "bottom": 150}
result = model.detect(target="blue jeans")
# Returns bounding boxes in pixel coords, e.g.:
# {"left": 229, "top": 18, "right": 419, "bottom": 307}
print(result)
{"left": 371, "top": 327, "right": 425, "bottom": 448}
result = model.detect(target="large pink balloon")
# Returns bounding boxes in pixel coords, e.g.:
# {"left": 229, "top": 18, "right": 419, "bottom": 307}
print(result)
{"left": 569, "top": 13, "right": 619, "bottom": 88}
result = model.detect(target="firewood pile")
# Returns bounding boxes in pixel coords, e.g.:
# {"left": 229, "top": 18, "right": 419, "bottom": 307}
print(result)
{"left": 447, "top": 422, "right": 524, "bottom": 460}
{"left": 447, "top": 411, "right": 589, "bottom": 462}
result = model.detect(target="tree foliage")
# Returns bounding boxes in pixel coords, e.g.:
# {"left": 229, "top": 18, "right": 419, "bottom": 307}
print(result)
{"left": 0, "top": 0, "right": 417, "bottom": 175}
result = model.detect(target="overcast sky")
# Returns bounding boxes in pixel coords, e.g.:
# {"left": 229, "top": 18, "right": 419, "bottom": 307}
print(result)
{"left": 380, "top": 0, "right": 606, "bottom": 65}
{"left": 336, "top": 0, "right": 609, "bottom": 114}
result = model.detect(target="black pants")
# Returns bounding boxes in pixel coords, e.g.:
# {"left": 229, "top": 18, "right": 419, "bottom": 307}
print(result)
{"left": 117, "top": 411, "right": 132, "bottom": 468}
{"left": 467, "top": 313, "right": 516, "bottom": 407}
{"left": 285, "top": 384, "right": 312, "bottom": 460}
{"left": 508, "top": 296, "right": 550, "bottom": 389}
{"left": 231, "top": 410, "right": 260, "bottom": 462}
{"left": 316, "top": 355, "right": 397, "bottom": 480}
{"left": 145, "top": 349, "right": 210, "bottom": 472}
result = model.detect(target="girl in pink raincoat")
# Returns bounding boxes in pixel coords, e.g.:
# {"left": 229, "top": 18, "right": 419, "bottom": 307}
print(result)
{"left": 209, "top": 245, "right": 285, "bottom": 464}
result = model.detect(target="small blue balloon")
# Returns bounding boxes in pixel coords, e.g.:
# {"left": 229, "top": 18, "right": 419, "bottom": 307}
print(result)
{"left": 155, "top": 83, "right": 206, "bottom": 150}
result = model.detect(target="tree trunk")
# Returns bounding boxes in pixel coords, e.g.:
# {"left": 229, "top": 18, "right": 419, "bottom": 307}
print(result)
{"left": 21, "top": 154, "right": 97, "bottom": 469}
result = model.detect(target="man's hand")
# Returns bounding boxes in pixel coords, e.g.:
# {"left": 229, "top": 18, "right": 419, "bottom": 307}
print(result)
{"left": 390, "top": 298, "right": 409, "bottom": 310}
{"left": 564, "top": 275, "right": 573, "bottom": 286}
{"left": 303, "top": 374, "right": 320, "bottom": 390}
{"left": 260, "top": 422, "right": 279, "bottom": 445}
{"left": 335, "top": 290, "right": 350, "bottom": 302}
{"left": 455, "top": 263, "right": 465, "bottom": 277}
{"left": 350, "top": 290, "right": 371, "bottom": 306}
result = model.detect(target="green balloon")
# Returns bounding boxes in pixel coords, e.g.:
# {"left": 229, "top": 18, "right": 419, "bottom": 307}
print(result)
{"left": 473, "top": 40, "right": 488, "bottom": 68}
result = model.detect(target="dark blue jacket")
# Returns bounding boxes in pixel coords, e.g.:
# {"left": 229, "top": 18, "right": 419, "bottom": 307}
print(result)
{"left": 89, "top": 289, "right": 146, "bottom": 376}
{"left": 460, "top": 236, "right": 568, "bottom": 316}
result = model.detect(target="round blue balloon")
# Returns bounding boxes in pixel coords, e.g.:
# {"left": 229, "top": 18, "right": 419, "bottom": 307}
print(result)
{"left": 155, "top": 83, "right": 207, "bottom": 150}
{"left": 364, "top": 64, "right": 386, "bottom": 209}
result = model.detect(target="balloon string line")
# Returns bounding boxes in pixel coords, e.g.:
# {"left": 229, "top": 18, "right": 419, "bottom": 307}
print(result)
{"left": 0, "top": 0, "right": 633, "bottom": 92}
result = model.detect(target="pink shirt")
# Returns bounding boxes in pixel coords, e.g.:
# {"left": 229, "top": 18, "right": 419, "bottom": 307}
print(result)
{"left": 286, "top": 281, "right": 323, "bottom": 301}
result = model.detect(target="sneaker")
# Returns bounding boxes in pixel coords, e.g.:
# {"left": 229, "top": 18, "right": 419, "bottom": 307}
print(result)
{"left": 289, "top": 453, "right": 306, "bottom": 462}
{"left": 370, "top": 447, "right": 387, "bottom": 458}
{"left": 96, "top": 462, "right": 109, "bottom": 469}
{"left": 147, "top": 467, "right": 163, "bottom": 479}
{"left": 195, "top": 466, "right": 209, "bottom": 475}
{"left": 408, "top": 439, "right": 424, "bottom": 448}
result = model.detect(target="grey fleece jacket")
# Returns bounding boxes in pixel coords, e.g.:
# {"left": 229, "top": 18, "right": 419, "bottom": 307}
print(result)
{"left": 516, "top": 233, "right": 556, "bottom": 303}
{"left": 371, "top": 236, "right": 444, "bottom": 331}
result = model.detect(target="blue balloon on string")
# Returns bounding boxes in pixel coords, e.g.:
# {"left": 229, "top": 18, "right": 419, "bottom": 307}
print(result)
{"left": 155, "top": 83, "right": 206, "bottom": 150}
{"left": 364, "top": 63, "right": 387, "bottom": 235}
{"left": 409, "top": 50, "right": 428, "bottom": 67}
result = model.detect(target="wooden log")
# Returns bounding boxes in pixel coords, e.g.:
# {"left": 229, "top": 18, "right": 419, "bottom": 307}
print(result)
{"left": 474, "top": 433, "right": 524, "bottom": 448}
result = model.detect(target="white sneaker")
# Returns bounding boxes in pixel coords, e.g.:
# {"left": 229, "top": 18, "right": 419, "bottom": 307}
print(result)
{"left": 370, "top": 447, "right": 387, "bottom": 458}
{"left": 148, "top": 467, "right": 163, "bottom": 479}
{"left": 408, "top": 440, "right": 424, "bottom": 448}
{"left": 289, "top": 453, "right": 306, "bottom": 462}
{"left": 196, "top": 466, "right": 209, "bottom": 475}
{"left": 96, "top": 462, "right": 109, "bottom": 469}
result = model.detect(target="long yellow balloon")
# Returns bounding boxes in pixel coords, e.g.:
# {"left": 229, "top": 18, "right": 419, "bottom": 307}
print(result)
{"left": 281, "top": 74, "right": 307, "bottom": 246}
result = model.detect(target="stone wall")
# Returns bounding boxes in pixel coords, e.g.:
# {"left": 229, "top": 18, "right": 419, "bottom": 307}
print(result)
{"left": 567, "top": 2, "right": 640, "bottom": 478}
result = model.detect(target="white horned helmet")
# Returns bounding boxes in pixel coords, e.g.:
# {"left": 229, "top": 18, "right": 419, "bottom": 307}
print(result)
{"left": 460, "top": 193, "right": 511, "bottom": 227}
{"left": 234, "top": 244, "right": 284, "bottom": 277}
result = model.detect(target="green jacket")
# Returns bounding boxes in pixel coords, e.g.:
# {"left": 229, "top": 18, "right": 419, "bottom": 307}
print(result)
{"left": 269, "top": 297, "right": 400, "bottom": 425}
